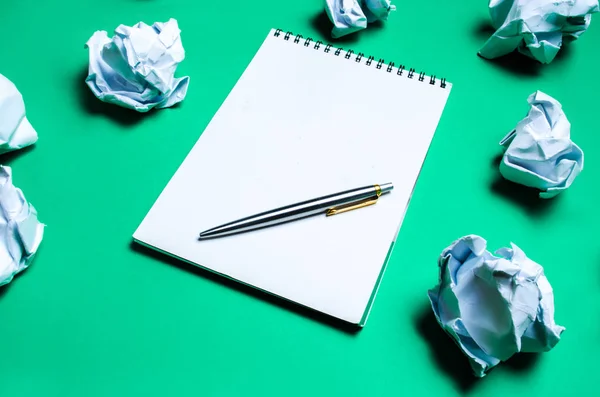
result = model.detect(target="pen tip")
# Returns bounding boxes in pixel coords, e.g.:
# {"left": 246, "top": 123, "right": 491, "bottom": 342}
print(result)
{"left": 380, "top": 182, "right": 394, "bottom": 194}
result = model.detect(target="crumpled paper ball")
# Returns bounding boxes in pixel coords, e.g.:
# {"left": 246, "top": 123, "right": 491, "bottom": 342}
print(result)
{"left": 428, "top": 235, "right": 564, "bottom": 377}
{"left": 325, "top": 0, "right": 396, "bottom": 38}
{"left": 0, "top": 73, "right": 38, "bottom": 155}
{"left": 499, "top": 91, "right": 583, "bottom": 199}
{"left": 0, "top": 166, "right": 44, "bottom": 287}
{"left": 479, "top": 0, "right": 599, "bottom": 63}
{"left": 85, "top": 18, "right": 190, "bottom": 112}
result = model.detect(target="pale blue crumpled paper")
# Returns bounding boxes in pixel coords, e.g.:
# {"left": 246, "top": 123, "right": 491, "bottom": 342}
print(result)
{"left": 0, "top": 166, "right": 44, "bottom": 287}
{"left": 85, "top": 18, "right": 190, "bottom": 112}
{"left": 499, "top": 91, "right": 583, "bottom": 198}
{"left": 325, "top": 0, "right": 396, "bottom": 38}
{"left": 428, "top": 235, "right": 564, "bottom": 377}
{"left": 479, "top": 0, "right": 599, "bottom": 63}
{"left": 0, "top": 73, "right": 38, "bottom": 154}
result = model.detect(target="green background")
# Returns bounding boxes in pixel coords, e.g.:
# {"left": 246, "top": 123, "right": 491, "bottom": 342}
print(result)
{"left": 1, "top": 0, "right": 598, "bottom": 395}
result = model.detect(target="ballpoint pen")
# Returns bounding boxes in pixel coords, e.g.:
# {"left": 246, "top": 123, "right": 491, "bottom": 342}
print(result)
{"left": 198, "top": 182, "right": 393, "bottom": 239}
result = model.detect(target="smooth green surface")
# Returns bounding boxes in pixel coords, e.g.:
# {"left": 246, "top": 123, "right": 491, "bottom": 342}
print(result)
{"left": 1, "top": 1, "right": 599, "bottom": 395}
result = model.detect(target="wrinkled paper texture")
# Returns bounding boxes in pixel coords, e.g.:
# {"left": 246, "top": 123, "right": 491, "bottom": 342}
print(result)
{"left": 500, "top": 91, "right": 583, "bottom": 198}
{"left": 85, "top": 18, "right": 190, "bottom": 112}
{"left": 0, "top": 166, "right": 44, "bottom": 287}
{"left": 0, "top": 74, "right": 38, "bottom": 155}
{"left": 325, "top": 0, "right": 396, "bottom": 38}
{"left": 479, "top": 0, "right": 599, "bottom": 63}
{"left": 428, "top": 235, "right": 564, "bottom": 377}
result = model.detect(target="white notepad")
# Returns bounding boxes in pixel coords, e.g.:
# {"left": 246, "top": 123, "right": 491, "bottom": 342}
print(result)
{"left": 133, "top": 29, "right": 452, "bottom": 326}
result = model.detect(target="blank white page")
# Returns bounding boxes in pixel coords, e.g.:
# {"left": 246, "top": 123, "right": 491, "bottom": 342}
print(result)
{"left": 133, "top": 29, "right": 452, "bottom": 325}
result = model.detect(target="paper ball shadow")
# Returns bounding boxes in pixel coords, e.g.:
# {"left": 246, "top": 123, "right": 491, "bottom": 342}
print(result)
{"left": 129, "top": 241, "right": 362, "bottom": 335}
{"left": 75, "top": 68, "right": 161, "bottom": 126}
{"left": 0, "top": 270, "right": 25, "bottom": 300}
{"left": 473, "top": 20, "right": 574, "bottom": 77}
{"left": 0, "top": 145, "right": 35, "bottom": 165}
{"left": 0, "top": 282, "right": 9, "bottom": 300}
{"left": 0, "top": 244, "right": 46, "bottom": 301}
{"left": 414, "top": 307, "right": 479, "bottom": 392}
{"left": 504, "top": 351, "right": 541, "bottom": 372}
{"left": 310, "top": 10, "right": 384, "bottom": 45}
{"left": 473, "top": 19, "right": 496, "bottom": 39}
{"left": 415, "top": 305, "right": 541, "bottom": 392}
{"left": 490, "top": 154, "right": 559, "bottom": 215}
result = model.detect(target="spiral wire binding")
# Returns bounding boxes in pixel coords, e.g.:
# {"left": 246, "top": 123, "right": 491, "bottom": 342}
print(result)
{"left": 275, "top": 29, "right": 447, "bottom": 88}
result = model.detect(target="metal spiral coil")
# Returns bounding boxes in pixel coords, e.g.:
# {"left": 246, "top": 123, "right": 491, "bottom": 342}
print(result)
{"left": 275, "top": 29, "right": 447, "bottom": 88}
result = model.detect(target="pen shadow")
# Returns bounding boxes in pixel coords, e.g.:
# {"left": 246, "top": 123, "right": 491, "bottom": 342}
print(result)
{"left": 489, "top": 154, "right": 559, "bottom": 216}
{"left": 129, "top": 241, "right": 362, "bottom": 334}
{"left": 414, "top": 306, "right": 479, "bottom": 393}
{"left": 74, "top": 68, "right": 160, "bottom": 127}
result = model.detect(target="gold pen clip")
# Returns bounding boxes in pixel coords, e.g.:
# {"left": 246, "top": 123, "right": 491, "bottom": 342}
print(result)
{"left": 325, "top": 184, "right": 382, "bottom": 217}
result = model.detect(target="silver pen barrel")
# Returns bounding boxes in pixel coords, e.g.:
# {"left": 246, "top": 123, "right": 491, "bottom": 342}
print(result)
{"left": 199, "top": 183, "right": 393, "bottom": 239}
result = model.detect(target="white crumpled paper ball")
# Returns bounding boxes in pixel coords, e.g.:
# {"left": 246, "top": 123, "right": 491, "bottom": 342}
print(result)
{"left": 0, "top": 73, "right": 38, "bottom": 155}
{"left": 0, "top": 166, "right": 44, "bottom": 287}
{"left": 325, "top": 0, "right": 396, "bottom": 38}
{"left": 499, "top": 91, "right": 583, "bottom": 199}
{"left": 85, "top": 18, "right": 190, "bottom": 112}
{"left": 428, "top": 235, "right": 564, "bottom": 377}
{"left": 479, "top": 0, "right": 599, "bottom": 63}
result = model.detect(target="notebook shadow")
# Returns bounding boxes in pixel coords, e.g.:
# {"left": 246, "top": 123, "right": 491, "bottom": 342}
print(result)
{"left": 414, "top": 306, "right": 479, "bottom": 393}
{"left": 130, "top": 241, "right": 362, "bottom": 334}
{"left": 74, "top": 68, "right": 159, "bottom": 127}
{"left": 489, "top": 154, "right": 559, "bottom": 216}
